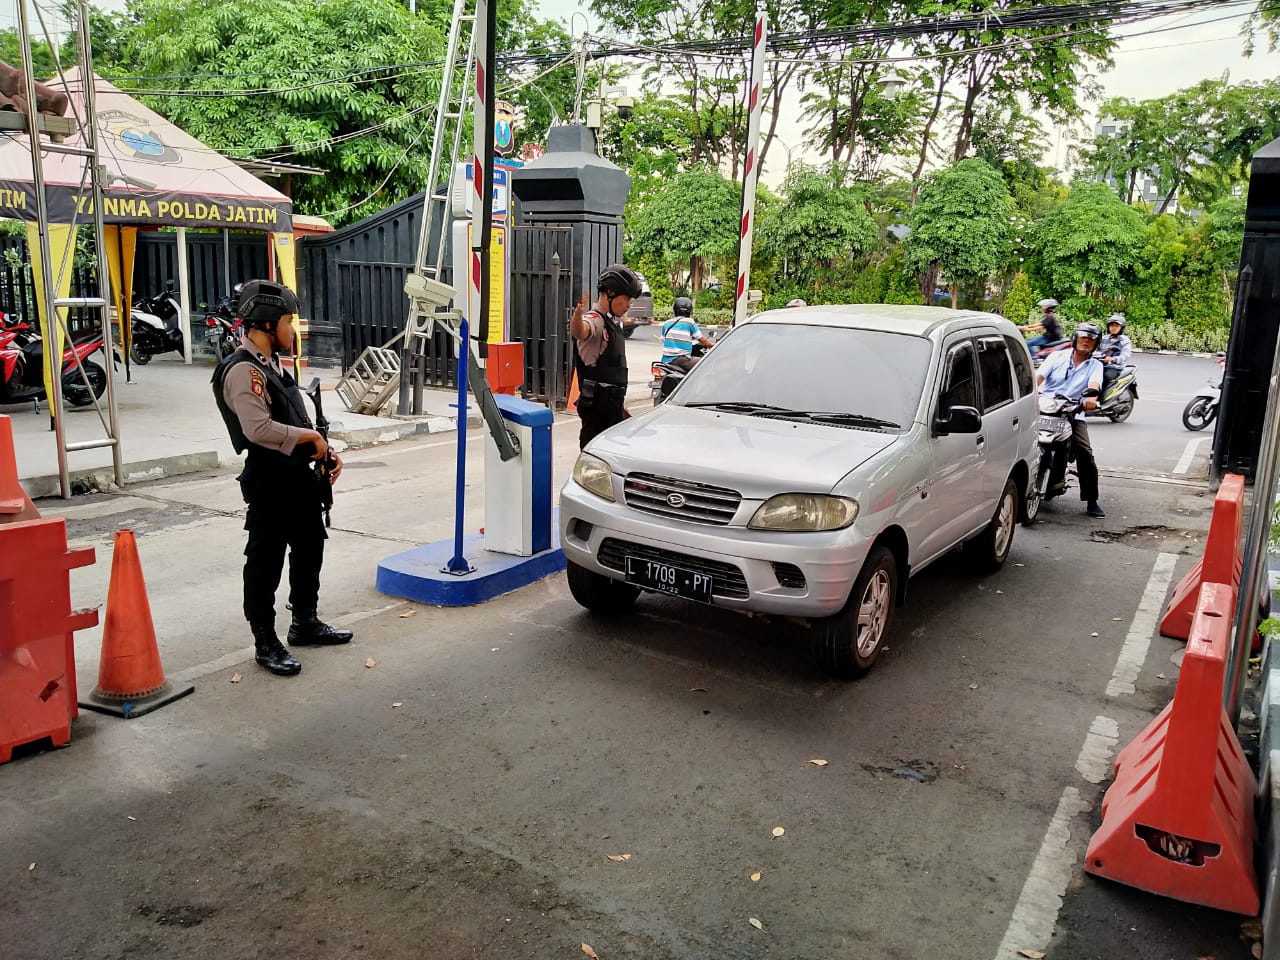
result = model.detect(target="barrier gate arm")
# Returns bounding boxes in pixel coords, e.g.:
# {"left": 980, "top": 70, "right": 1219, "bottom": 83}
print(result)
{"left": 466, "top": 338, "right": 519, "bottom": 462}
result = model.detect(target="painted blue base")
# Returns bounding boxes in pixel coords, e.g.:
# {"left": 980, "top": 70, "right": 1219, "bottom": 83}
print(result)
{"left": 376, "top": 529, "right": 566, "bottom": 607}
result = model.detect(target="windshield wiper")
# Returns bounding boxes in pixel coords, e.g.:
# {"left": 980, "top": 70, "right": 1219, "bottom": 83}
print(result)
{"left": 751, "top": 409, "right": 901, "bottom": 429}
{"left": 683, "top": 401, "right": 796, "bottom": 413}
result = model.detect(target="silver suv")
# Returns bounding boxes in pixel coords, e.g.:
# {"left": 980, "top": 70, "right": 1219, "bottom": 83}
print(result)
{"left": 559, "top": 305, "right": 1040, "bottom": 679}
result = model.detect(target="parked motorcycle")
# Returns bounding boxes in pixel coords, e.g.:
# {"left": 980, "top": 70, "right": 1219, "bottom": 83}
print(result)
{"left": 202, "top": 292, "right": 241, "bottom": 360}
{"left": 1182, "top": 352, "right": 1225, "bottom": 431}
{"left": 0, "top": 325, "right": 114, "bottom": 407}
{"left": 129, "top": 281, "right": 183, "bottom": 364}
{"left": 1088, "top": 363, "right": 1139, "bottom": 423}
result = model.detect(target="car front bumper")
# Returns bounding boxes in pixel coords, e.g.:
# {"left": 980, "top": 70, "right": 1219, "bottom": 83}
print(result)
{"left": 560, "top": 480, "right": 868, "bottom": 619}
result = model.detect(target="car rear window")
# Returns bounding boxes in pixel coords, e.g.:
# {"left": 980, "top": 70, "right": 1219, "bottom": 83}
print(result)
{"left": 672, "top": 322, "right": 932, "bottom": 429}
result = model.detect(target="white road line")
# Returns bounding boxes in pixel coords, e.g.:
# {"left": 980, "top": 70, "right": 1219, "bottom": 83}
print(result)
{"left": 168, "top": 602, "right": 409, "bottom": 683}
{"left": 993, "top": 716, "right": 1120, "bottom": 960}
{"left": 1106, "top": 552, "right": 1179, "bottom": 697}
{"left": 1075, "top": 716, "right": 1120, "bottom": 783}
{"left": 1173, "top": 436, "right": 1210, "bottom": 475}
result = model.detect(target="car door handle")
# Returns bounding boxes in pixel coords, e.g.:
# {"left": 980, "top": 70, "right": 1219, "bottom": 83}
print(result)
{"left": 976, "top": 435, "right": 985, "bottom": 446}
{"left": 1011, "top": 417, "right": 1019, "bottom": 427}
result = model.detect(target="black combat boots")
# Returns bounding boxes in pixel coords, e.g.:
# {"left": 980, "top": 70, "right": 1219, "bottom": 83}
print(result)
{"left": 287, "top": 610, "right": 353, "bottom": 646}
{"left": 252, "top": 622, "right": 302, "bottom": 676}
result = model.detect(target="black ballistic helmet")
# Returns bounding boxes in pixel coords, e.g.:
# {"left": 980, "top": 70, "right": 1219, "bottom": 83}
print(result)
{"left": 597, "top": 263, "right": 642, "bottom": 299}
{"left": 237, "top": 279, "right": 300, "bottom": 330}
{"left": 673, "top": 296, "right": 694, "bottom": 317}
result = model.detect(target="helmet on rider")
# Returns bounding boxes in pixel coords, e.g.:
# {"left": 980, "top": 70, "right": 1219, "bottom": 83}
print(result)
{"left": 1072, "top": 321, "right": 1102, "bottom": 350}
{"left": 1107, "top": 313, "right": 1126, "bottom": 334}
{"left": 237, "top": 279, "right": 300, "bottom": 331}
{"left": 1038, "top": 298, "right": 1059, "bottom": 310}
{"left": 786, "top": 298, "right": 807, "bottom": 308}
{"left": 673, "top": 296, "right": 694, "bottom": 318}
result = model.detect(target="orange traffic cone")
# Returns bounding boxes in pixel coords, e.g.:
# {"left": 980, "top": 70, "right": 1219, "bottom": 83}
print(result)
{"left": 566, "top": 370, "right": 580, "bottom": 414}
{"left": 0, "top": 414, "right": 40, "bottom": 525}
{"left": 79, "top": 530, "right": 194, "bottom": 718}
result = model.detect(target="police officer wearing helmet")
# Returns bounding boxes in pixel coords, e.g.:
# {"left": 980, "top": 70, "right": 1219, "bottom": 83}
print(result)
{"left": 570, "top": 263, "right": 642, "bottom": 449}
{"left": 212, "top": 280, "right": 351, "bottom": 677}
{"left": 1037, "top": 321, "right": 1107, "bottom": 519}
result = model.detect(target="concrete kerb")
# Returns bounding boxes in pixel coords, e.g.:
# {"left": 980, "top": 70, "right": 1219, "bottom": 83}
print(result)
{"left": 20, "top": 450, "right": 223, "bottom": 499}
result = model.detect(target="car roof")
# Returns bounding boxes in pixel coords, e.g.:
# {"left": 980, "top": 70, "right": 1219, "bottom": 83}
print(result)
{"left": 743, "top": 304, "right": 1016, "bottom": 337}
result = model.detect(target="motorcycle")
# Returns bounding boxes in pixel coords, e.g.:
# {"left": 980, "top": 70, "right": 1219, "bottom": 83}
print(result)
{"left": 650, "top": 340, "right": 708, "bottom": 404}
{"left": 129, "top": 281, "right": 183, "bottom": 364}
{"left": 1182, "top": 353, "right": 1225, "bottom": 431}
{"left": 1025, "top": 393, "right": 1089, "bottom": 525}
{"left": 202, "top": 293, "right": 241, "bottom": 360}
{"left": 1089, "top": 362, "right": 1139, "bottom": 423}
{"left": 0, "top": 324, "right": 114, "bottom": 408}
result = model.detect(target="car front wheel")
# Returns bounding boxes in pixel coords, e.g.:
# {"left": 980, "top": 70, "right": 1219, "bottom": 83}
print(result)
{"left": 566, "top": 559, "right": 640, "bottom": 615}
{"left": 810, "top": 545, "right": 897, "bottom": 680}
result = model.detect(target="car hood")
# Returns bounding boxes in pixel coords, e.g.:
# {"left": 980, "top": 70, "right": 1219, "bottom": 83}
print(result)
{"left": 586, "top": 404, "right": 899, "bottom": 497}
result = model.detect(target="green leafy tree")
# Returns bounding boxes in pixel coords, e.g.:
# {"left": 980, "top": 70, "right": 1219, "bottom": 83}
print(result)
{"left": 904, "top": 158, "right": 1013, "bottom": 303}
{"left": 1030, "top": 182, "right": 1145, "bottom": 301}
{"left": 1126, "top": 215, "right": 1186, "bottom": 327}
{"left": 626, "top": 166, "right": 740, "bottom": 294}
{"left": 757, "top": 167, "right": 879, "bottom": 284}
{"left": 1002, "top": 272, "right": 1035, "bottom": 324}
{"left": 96, "top": 0, "right": 450, "bottom": 224}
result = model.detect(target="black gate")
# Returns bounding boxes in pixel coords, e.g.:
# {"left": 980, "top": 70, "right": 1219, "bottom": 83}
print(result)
{"left": 509, "top": 225, "right": 573, "bottom": 406}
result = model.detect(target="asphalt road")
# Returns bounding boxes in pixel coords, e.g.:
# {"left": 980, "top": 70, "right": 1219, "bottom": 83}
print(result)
{"left": 2, "top": 351, "right": 1253, "bottom": 960}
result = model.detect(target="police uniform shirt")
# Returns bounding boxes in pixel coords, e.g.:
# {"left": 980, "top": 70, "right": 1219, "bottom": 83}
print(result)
{"left": 576, "top": 310, "right": 611, "bottom": 366}
{"left": 221, "top": 342, "right": 310, "bottom": 455}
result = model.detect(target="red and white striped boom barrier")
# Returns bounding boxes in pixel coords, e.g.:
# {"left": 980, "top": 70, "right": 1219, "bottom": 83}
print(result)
{"left": 734, "top": 11, "right": 767, "bottom": 327}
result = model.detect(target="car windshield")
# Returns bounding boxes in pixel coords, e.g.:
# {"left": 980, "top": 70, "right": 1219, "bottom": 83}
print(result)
{"left": 672, "top": 322, "right": 932, "bottom": 430}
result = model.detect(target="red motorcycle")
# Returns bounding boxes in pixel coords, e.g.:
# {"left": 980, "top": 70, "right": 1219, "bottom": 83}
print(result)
{"left": 1, "top": 319, "right": 114, "bottom": 408}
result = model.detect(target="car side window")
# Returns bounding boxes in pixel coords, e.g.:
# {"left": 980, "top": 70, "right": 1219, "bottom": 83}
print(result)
{"left": 1004, "top": 335, "right": 1035, "bottom": 397}
{"left": 940, "top": 342, "right": 978, "bottom": 413}
{"left": 977, "top": 338, "right": 1014, "bottom": 411}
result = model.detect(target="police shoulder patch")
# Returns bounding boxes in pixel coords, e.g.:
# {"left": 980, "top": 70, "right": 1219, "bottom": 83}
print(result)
{"left": 249, "top": 367, "right": 266, "bottom": 397}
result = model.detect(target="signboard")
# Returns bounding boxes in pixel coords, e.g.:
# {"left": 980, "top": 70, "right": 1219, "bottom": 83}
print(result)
{"left": 455, "top": 163, "right": 510, "bottom": 220}
{"left": 495, "top": 100, "right": 516, "bottom": 157}
{"left": 451, "top": 220, "right": 509, "bottom": 343}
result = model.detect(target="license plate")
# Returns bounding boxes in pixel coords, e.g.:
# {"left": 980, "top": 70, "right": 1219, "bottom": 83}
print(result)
{"left": 1036, "top": 416, "right": 1065, "bottom": 430}
{"left": 624, "top": 556, "right": 713, "bottom": 603}
{"left": 206, "top": 330, "right": 222, "bottom": 343}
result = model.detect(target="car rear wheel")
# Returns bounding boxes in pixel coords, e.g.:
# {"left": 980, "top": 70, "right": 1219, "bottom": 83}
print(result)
{"left": 566, "top": 559, "right": 640, "bottom": 615}
{"left": 967, "top": 479, "right": 1018, "bottom": 572}
{"left": 810, "top": 545, "right": 896, "bottom": 680}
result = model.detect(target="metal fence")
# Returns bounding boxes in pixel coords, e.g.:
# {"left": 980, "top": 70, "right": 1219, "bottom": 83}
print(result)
{"left": 509, "top": 225, "right": 573, "bottom": 406}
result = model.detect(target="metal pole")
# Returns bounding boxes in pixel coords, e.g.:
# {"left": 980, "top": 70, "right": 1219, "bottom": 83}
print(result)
{"left": 16, "top": 0, "right": 69, "bottom": 496}
{"left": 176, "top": 226, "right": 192, "bottom": 363}
{"left": 733, "top": 11, "right": 767, "bottom": 328}
{"left": 443, "top": 318, "right": 473, "bottom": 575}
{"left": 473, "top": 0, "right": 494, "bottom": 355}
{"left": 1229, "top": 266, "right": 1280, "bottom": 724}
{"left": 78, "top": 18, "right": 123, "bottom": 487}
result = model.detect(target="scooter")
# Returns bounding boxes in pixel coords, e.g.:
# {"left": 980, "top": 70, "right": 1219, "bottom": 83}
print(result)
{"left": 202, "top": 292, "right": 241, "bottom": 360}
{"left": 129, "top": 281, "right": 183, "bottom": 364}
{"left": 1089, "top": 363, "right": 1139, "bottom": 423}
{"left": 0, "top": 326, "right": 114, "bottom": 407}
{"left": 650, "top": 341, "right": 708, "bottom": 404}
{"left": 1182, "top": 353, "right": 1224, "bottom": 431}
{"left": 1025, "top": 393, "right": 1085, "bottom": 525}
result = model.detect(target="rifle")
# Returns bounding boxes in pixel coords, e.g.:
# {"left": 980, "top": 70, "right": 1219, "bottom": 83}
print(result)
{"left": 305, "top": 377, "right": 336, "bottom": 527}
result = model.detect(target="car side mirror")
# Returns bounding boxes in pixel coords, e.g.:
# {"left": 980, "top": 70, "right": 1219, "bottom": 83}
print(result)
{"left": 936, "top": 405, "right": 982, "bottom": 436}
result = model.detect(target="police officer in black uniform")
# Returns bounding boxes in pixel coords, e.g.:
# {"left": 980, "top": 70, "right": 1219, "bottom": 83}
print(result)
{"left": 211, "top": 280, "right": 352, "bottom": 677}
{"left": 570, "top": 263, "right": 642, "bottom": 449}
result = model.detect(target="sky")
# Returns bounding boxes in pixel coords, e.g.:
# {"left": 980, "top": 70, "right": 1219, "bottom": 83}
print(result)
{"left": 534, "top": 1, "right": 1280, "bottom": 184}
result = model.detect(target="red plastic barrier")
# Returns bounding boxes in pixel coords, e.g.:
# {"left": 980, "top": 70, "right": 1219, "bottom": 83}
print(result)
{"left": 0, "top": 517, "right": 97, "bottom": 763}
{"left": 1159, "top": 474, "right": 1244, "bottom": 641}
{"left": 1085, "top": 581, "right": 1259, "bottom": 915}
{"left": 0, "top": 414, "right": 40, "bottom": 525}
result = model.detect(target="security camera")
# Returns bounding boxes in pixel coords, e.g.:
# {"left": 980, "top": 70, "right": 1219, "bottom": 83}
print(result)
{"left": 615, "top": 95, "right": 634, "bottom": 120}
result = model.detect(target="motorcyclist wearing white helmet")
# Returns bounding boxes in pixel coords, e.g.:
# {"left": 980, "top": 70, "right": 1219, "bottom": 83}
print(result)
{"left": 1037, "top": 321, "right": 1107, "bottom": 519}
{"left": 1021, "top": 298, "right": 1064, "bottom": 355}
{"left": 1100, "top": 313, "right": 1132, "bottom": 392}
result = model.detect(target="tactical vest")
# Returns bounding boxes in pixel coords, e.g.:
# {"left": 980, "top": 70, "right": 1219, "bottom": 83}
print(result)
{"left": 212, "top": 348, "right": 315, "bottom": 497}
{"left": 573, "top": 309, "right": 628, "bottom": 388}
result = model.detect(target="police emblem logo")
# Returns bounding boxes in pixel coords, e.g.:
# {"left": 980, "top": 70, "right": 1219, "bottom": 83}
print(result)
{"left": 249, "top": 369, "right": 266, "bottom": 398}
{"left": 494, "top": 100, "right": 516, "bottom": 156}
{"left": 98, "top": 110, "right": 181, "bottom": 165}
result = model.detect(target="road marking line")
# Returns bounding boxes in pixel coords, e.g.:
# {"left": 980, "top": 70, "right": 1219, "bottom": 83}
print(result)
{"left": 169, "top": 602, "right": 408, "bottom": 683}
{"left": 1075, "top": 716, "right": 1120, "bottom": 783}
{"left": 1173, "top": 436, "right": 1210, "bottom": 475}
{"left": 993, "top": 716, "right": 1119, "bottom": 959}
{"left": 1106, "top": 552, "right": 1179, "bottom": 697}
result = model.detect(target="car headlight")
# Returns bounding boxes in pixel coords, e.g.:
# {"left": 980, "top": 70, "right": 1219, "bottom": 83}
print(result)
{"left": 572, "top": 453, "right": 616, "bottom": 502}
{"left": 748, "top": 494, "right": 859, "bottom": 532}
